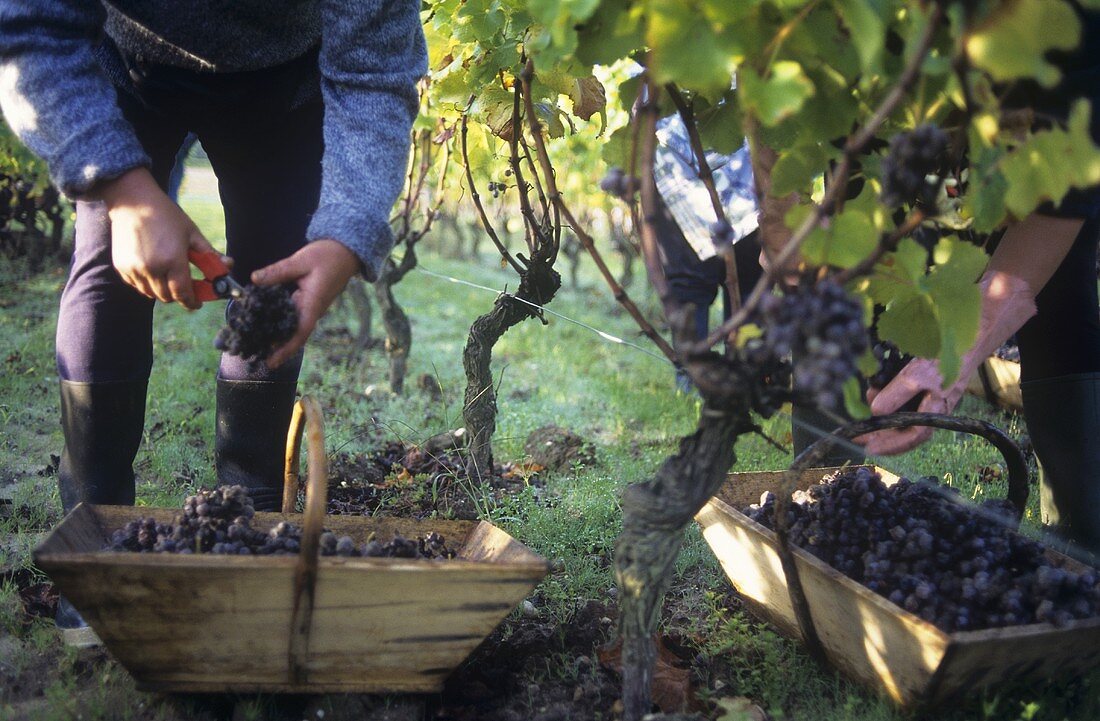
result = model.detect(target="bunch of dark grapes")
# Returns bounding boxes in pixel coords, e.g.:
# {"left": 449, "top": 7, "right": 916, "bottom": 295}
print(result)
{"left": 599, "top": 167, "right": 638, "bottom": 201}
{"left": 710, "top": 219, "right": 734, "bottom": 247}
{"left": 865, "top": 339, "right": 923, "bottom": 412}
{"left": 487, "top": 180, "right": 506, "bottom": 199}
{"left": 879, "top": 124, "right": 950, "bottom": 208}
{"left": 742, "top": 280, "right": 868, "bottom": 409}
{"left": 214, "top": 284, "right": 298, "bottom": 364}
{"left": 867, "top": 340, "right": 910, "bottom": 391}
{"left": 995, "top": 340, "right": 1021, "bottom": 363}
{"left": 744, "top": 467, "right": 1100, "bottom": 632}
{"left": 106, "top": 485, "right": 456, "bottom": 559}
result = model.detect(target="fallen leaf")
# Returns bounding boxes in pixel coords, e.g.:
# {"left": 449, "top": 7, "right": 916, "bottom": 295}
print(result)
{"left": 503, "top": 461, "right": 545, "bottom": 480}
{"left": 379, "top": 466, "right": 415, "bottom": 487}
{"left": 597, "top": 636, "right": 698, "bottom": 713}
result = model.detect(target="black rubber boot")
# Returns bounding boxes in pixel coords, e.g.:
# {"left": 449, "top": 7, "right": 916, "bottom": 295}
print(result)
{"left": 215, "top": 379, "right": 298, "bottom": 512}
{"left": 1021, "top": 372, "right": 1100, "bottom": 556}
{"left": 58, "top": 379, "right": 148, "bottom": 513}
{"left": 57, "top": 379, "right": 147, "bottom": 646}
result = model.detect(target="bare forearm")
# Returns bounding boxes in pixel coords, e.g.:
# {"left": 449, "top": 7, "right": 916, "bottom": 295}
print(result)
{"left": 953, "top": 214, "right": 1082, "bottom": 387}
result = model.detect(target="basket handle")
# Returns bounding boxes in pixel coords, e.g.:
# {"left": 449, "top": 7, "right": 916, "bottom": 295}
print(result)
{"left": 284, "top": 396, "right": 328, "bottom": 685}
{"left": 772, "top": 412, "right": 1029, "bottom": 665}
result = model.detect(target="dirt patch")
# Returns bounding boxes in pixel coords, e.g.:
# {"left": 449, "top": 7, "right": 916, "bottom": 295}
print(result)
{"left": 324, "top": 435, "right": 545, "bottom": 522}
{"left": 524, "top": 426, "right": 596, "bottom": 472}
{"left": 433, "top": 599, "right": 620, "bottom": 721}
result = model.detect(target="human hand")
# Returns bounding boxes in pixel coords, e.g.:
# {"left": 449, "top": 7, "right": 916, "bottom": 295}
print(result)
{"left": 101, "top": 168, "right": 218, "bottom": 310}
{"left": 251, "top": 239, "right": 360, "bottom": 368}
{"left": 858, "top": 358, "right": 967, "bottom": 455}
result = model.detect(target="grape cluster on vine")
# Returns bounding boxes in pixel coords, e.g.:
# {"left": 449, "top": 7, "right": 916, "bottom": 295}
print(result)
{"left": 741, "top": 280, "right": 868, "bottom": 410}
{"left": 745, "top": 467, "right": 1100, "bottom": 632}
{"left": 487, "top": 180, "right": 506, "bottom": 199}
{"left": 107, "top": 485, "right": 456, "bottom": 559}
{"left": 879, "top": 124, "right": 950, "bottom": 208}
{"left": 214, "top": 284, "right": 299, "bottom": 364}
{"left": 599, "top": 167, "right": 638, "bottom": 201}
{"left": 709, "top": 219, "right": 734, "bottom": 246}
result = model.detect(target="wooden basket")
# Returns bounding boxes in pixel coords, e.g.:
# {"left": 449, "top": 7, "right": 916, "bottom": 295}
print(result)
{"left": 34, "top": 396, "right": 548, "bottom": 694}
{"left": 965, "top": 356, "right": 1022, "bottom": 412}
{"left": 695, "top": 413, "right": 1100, "bottom": 708}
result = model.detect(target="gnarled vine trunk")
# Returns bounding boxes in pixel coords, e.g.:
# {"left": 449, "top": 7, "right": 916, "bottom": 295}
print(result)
{"left": 462, "top": 256, "right": 561, "bottom": 480}
{"left": 615, "top": 408, "right": 743, "bottom": 719}
{"left": 344, "top": 280, "right": 374, "bottom": 349}
{"left": 375, "top": 267, "right": 411, "bottom": 395}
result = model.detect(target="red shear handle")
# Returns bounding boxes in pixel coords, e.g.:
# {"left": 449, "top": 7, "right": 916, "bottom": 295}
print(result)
{"left": 189, "top": 249, "right": 231, "bottom": 303}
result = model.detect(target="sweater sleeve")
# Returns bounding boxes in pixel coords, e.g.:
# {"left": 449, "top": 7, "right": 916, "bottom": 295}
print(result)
{"left": 308, "top": 0, "right": 427, "bottom": 281}
{"left": 0, "top": 1, "right": 150, "bottom": 198}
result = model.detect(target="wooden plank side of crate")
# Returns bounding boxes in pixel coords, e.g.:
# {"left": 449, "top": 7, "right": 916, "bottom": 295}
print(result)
{"left": 299, "top": 567, "right": 542, "bottom": 688}
{"left": 697, "top": 495, "right": 950, "bottom": 706}
{"left": 926, "top": 619, "right": 1100, "bottom": 705}
{"left": 965, "top": 358, "right": 1022, "bottom": 412}
{"left": 38, "top": 560, "right": 298, "bottom": 688}
{"left": 35, "top": 505, "right": 547, "bottom": 694}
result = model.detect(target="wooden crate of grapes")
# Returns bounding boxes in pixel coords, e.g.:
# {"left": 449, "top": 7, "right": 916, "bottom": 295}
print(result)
{"left": 34, "top": 397, "right": 548, "bottom": 694}
{"left": 695, "top": 415, "right": 1100, "bottom": 708}
{"left": 965, "top": 356, "right": 1022, "bottom": 412}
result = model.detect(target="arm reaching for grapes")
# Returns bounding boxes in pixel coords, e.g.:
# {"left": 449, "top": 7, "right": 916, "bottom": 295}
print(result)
{"left": 250, "top": 240, "right": 360, "bottom": 368}
{"left": 860, "top": 214, "right": 1083, "bottom": 455}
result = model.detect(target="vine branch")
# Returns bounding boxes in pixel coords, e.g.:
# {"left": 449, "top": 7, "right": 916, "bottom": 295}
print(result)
{"left": 518, "top": 59, "right": 678, "bottom": 363}
{"left": 461, "top": 113, "right": 524, "bottom": 274}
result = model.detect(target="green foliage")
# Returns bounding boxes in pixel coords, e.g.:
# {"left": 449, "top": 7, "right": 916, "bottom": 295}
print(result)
{"left": 424, "top": 0, "right": 1100, "bottom": 385}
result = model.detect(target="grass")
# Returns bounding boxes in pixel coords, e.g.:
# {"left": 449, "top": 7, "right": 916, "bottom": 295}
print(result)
{"left": 0, "top": 162, "right": 1096, "bottom": 720}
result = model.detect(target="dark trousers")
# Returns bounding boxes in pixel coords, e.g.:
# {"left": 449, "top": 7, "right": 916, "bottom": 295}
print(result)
{"left": 56, "top": 42, "right": 323, "bottom": 384}
{"left": 651, "top": 194, "right": 763, "bottom": 334}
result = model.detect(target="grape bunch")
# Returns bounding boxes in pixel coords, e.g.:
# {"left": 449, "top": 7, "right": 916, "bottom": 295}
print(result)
{"left": 106, "top": 485, "right": 457, "bottom": 559}
{"left": 709, "top": 219, "right": 734, "bottom": 246}
{"left": 879, "top": 124, "right": 950, "bottom": 208}
{"left": 487, "top": 180, "right": 506, "bottom": 199}
{"left": 744, "top": 467, "right": 1100, "bottom": 632}
{"left": 599, "top": 167, "right": 638, "bottom": 201}
{"left": 214, "top": 284, "right": 298, "bottom": 364}
{"left": 742, "top": 280, "right": 868, "bottom": 410}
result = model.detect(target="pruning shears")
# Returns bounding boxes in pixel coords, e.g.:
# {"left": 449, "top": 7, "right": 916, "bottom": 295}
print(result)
{"left": 188, "top": 249, "right": 245, "bottom": 303}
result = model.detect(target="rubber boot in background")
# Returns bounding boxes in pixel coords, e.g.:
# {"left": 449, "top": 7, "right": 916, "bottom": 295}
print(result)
{"left": 215, "top": 379, "right": 299, "bottom": 512}
{"left": 1021, "top": 372, "right": 1100, "bottom": 557}
{"left": 57, "top": 379, "right": 148, "bottom": 646}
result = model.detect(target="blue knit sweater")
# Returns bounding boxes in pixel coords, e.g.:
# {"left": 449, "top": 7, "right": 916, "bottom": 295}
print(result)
{"left": 0, "top": 1, "right": 428, "bottom": 280}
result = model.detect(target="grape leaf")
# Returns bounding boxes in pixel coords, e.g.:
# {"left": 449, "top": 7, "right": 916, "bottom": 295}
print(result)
{"left": 697, "top": 95, "right": 744, "bottom": 155}
{"left": 1001, "top": 100, "right": 1100, "bottom": 218}
{"left": 843, "top": 376, "right": 872, "bottom": 420}
{"left": 740, "top": 62, "right": 815, "bottom": 127}
{"left": 770, "top": 143, "right": 828, "bottom": 197}
{"left": 800, "top": 207, "right": 878, "bottom": 269}
{"left": 569, "top": 76, "right": 607, "bottom": 124}
{"left": 836, "top": 0, "right": 887, "bottom": 76}
{"left": 575, "top": 0, "right": 645, "bottom": 66}
{"left": 878, "top": 291, "right": 939, "bottom": 359}
{"left": 647, "top": 0, "right": 740, "bottom": 97}
{"left": 966, "top": 0, "right": 1081, "bottom": 88}
{"left": 926, "top": 237, "right": 986, "bottom": 383}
